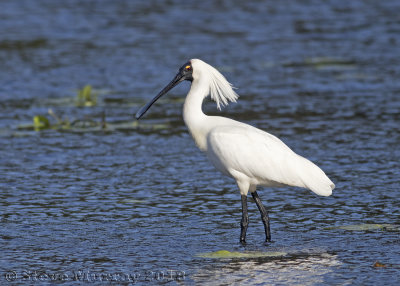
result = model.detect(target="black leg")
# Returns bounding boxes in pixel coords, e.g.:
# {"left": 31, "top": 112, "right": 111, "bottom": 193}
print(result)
{"left": 251, "top": 191, "right": 271, "bottom": 242}
{"left": 240, "top": 195, "right": 249, "bottom": 244}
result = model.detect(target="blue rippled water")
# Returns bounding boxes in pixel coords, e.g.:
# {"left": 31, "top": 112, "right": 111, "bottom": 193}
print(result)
{"left": 1, "top": 1, "right": 399, "bottom": 285}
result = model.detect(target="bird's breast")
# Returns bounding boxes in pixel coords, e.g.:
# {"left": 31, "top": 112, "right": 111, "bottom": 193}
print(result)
{"left": 186, "top": 125, "right": 208, "bottom": 152}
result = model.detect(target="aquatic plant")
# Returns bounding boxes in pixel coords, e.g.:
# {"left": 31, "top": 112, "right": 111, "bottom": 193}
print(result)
{"left": 76, "top": 85, "right": 98, "bottom": 107}
{"left": 31, "top": 109, "right": 70, "bottom": 131}
{"left": 33, "top": 115, "right": 50, "bottom": 131}
{"left": 23, "top": 86, "right": 170, "bottom": 132}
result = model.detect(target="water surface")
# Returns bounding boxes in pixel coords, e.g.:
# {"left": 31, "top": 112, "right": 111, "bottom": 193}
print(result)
{"left": 1, "top": 1, "right": 399, "bottom": 285}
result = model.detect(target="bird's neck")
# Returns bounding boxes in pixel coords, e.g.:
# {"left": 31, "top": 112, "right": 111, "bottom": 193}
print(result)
{"left": 183, "top": 78, "right": 209, "bottom": 151}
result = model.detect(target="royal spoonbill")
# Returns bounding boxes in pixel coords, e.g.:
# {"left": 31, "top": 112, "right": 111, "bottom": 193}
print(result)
{"left": 136, "top": 59, "right": 335, "bottom": 243}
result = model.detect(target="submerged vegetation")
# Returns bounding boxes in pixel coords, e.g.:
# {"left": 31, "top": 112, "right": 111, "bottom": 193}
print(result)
{"left": 27, "top": 85, "right": 102, "bottom": 132}
{"left": 14, "top": 83, "right": 172, "bottom": 133}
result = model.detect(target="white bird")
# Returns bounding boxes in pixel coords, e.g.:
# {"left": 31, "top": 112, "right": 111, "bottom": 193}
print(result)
{"left": 136, "top": 59, "right": 335, "bottom": 243}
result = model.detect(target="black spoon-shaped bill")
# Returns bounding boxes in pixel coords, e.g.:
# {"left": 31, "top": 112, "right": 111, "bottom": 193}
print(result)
{"left": 135, "top": 73, "right": 185, "bottom": 120}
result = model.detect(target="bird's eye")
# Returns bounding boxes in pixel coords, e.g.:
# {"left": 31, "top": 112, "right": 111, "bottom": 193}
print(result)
{"left": 185, "top": 65, "right": 192, "bottom": 71}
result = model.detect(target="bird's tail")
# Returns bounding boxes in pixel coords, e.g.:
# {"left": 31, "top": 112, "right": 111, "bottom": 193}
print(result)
{"left": 295, "top": 155, "right": 335, "bottom": 196}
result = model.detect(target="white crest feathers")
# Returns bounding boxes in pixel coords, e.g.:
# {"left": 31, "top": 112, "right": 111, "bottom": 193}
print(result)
{"left": 191, "top": 59, "right": 239, "bottom": 110}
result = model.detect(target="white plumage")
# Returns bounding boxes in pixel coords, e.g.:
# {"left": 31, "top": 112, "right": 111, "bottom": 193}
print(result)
{"left": 136, "top": 58, "right": 335, "bottom": 242}
{"left": 184, "top": 59, "right": 334, "bottom": 197}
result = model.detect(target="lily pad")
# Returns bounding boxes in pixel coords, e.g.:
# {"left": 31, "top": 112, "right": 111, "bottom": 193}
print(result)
{"left": 325, "top": 224, "right": 400, "bottom": 231}
{"left": 197, "top": 250, "right": 287, "bottom": 259}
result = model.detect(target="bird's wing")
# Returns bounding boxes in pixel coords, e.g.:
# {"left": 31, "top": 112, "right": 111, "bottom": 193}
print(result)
{"left": 206, "top": 124, "right": 334, "bottom": 196}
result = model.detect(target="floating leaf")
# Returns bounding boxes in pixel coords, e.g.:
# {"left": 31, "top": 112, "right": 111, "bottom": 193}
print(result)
{"left": 33, "top": 115, "right": 50, "bottom": 131}
{"left": 197, "top": 250, "right": 287, "bottom": 259}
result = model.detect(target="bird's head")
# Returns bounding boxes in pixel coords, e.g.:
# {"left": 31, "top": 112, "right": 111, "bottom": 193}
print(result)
{"left": 135, "top": 61, "right": 194, "bottom": 120}
{"left": 135, "top": 59, "right": 238, "bottom": 120}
